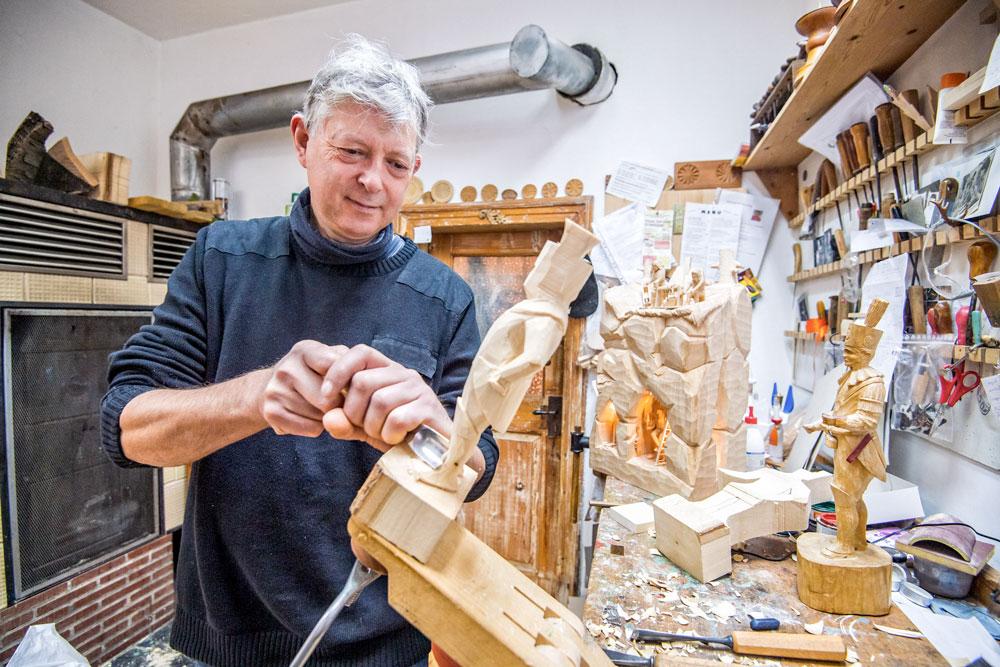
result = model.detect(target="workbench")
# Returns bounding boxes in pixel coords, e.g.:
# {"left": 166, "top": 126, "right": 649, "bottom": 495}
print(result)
{"left": 582, "top": 477, "right": 948, "bottom": 666}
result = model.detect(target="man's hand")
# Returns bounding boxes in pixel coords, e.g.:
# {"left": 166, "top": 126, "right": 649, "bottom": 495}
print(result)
{"left": 320, "top": 344, "right": 452, "bottom": 452}
{"left": 259, "top": 340, "right": 348, "bottom": 437}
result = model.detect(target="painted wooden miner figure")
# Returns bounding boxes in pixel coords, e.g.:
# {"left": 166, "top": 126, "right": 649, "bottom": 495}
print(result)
{"left": 804, "top": 299, "right": 888, "bottom": 558}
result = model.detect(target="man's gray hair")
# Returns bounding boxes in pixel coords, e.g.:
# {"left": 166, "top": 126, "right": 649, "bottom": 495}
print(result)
{"left": 301, "top": 34, "right": 432, "bottom": 148}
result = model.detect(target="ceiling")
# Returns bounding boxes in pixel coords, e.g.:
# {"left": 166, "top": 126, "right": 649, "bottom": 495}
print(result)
{"left": 80, "top": 0, "right": 352, "bottom": 40}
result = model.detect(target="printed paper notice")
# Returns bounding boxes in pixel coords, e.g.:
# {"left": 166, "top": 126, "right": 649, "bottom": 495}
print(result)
{"left": 983, "top": 374, "right": 1000, "bottom": 425}
{"left": 716, "top": 189, "right": 778, "bottom": 276}
{"left": 679, "top": 203, "right": 742, "bottom": 282}
{"left": 593, "top": 202, "right": 645, "bottom": 285}
{"left": 982, "top": 33, "right": 1000, "bottom": 94}
{"left": 861, "top": 254, "right": 908, "bottom": 385}
{"left": 642, "top": 209, "right": 674, "bottom": 277}
{"left": 606, "top": 161, "right": 671, "bottom": 207}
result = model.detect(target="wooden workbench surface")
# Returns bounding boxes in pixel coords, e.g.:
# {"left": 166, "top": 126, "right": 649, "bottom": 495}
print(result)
{"left": 583, "top": 478, "right": 947, "bottom": 666}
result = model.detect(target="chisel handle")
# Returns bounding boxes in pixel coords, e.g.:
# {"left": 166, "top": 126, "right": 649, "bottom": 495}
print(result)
{"left": 850, "top": 122, "right": 871, "bottom": 170}
{"left": 730, "top": 631, "right": 847, "bottom": 662}
{"left": 875, "top": 103, "right": 896, "bottom": 155}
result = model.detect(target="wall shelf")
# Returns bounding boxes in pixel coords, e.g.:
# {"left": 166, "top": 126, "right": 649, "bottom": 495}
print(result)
{"left": 744, "top": 0, "right": 964, "bottom": 171}
{"left": 788, "top": 215, "right": 1000, "bottom": 283}
{"left": 784, "top": 330, "right": 830, "bottom": 342}
{"left": 789, "top": 131, "right": 937, "bottom": 228}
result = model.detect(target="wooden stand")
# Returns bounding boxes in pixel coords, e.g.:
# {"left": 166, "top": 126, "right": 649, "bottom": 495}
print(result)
{"left": 796, "top": 532, "right": 891, "bottom": 616}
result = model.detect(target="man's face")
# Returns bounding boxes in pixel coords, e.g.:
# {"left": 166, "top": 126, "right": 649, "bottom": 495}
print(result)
{"left": 843, "top": 344, "right": 871, "bottom": 370}
{"left": 292, "top": 100, "right": 420, "bottom": 244}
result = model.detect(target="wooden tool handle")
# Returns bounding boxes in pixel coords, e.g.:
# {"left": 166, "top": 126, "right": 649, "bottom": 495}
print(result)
{"left": 836, "top": 132, "right": 854, "bottom": 179}
{"left": 908, "top": 285, "right": 927, "bottom": 334}
{"left": 850, "top": 122, "right": 871, "bottom": 169}
{"left": 875, "top": 103, "right": 896, "bottom": 155}
{"left": 969, "top": 240, "right": 998, "bottom": 280}
{"left": 730, "top": 631, "right": 847, "bottom": 662}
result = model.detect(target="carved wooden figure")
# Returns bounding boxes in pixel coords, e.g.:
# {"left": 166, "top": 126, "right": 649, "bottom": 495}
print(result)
{"left": 349, "top": 220, "right": 611, "bottom": 667}
{"left": 590, "top": 249, "right": 751, "bottom": 500}
{"left": 797, "top": 298, "right": 892, "bottom": 616}
{"left": 653, "top": 468, "right": 833, "bottom": 582}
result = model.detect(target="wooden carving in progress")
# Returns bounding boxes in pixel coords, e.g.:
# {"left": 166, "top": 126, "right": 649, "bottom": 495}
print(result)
{"left": 350, "top": 220, "right": 612, "bottom": 666}
{"left": 797, "top": 298, "right": 892, "bottom": 615}
{"left": 590, "top": 250, "right": 751, "bottom": 500}
{"left": 653, "top": 468, "right": 832, "bottom": 582}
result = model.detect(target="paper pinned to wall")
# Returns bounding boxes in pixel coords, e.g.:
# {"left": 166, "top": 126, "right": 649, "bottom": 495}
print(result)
{"left": 593, "top": 202, "right": 645, "bottom": 285}
{"left": 606, "top": 161, "right": 671, "bottom": 207}
{"left": 799, "top": 73, "right": 889, "bottom": 168}
{"left": 982, "top": 33, "right": 1000, "bottom": 94}
{"left": 642, "top": 209, "right": 674, "bottom": 276}
{"left": 679, "top": 203, "right": 742, "bottom": 282}
{"left": 715, "top": 189, "right": 779, "bottom": 275}
{"left": 860, "top": 254, "right": 908, "bottom": 385}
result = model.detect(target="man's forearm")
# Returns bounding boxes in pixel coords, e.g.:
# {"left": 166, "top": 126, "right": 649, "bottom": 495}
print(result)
{"left": 119, "top": 369, "right": 270, "bottom": 467}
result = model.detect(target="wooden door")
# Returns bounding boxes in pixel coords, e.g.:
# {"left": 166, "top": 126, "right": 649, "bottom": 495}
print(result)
{"left": 397, "top": 197, "right": 592, "bottom": 601}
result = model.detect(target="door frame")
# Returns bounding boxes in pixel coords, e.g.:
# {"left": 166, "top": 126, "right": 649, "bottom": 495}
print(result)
{"left": 395, "top": 196, "right": 592, "bottom": 598}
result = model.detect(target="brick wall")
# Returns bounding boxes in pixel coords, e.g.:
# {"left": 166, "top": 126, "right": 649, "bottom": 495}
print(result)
{"left": 0, "top": 536, "right": 174, "bottom": 665}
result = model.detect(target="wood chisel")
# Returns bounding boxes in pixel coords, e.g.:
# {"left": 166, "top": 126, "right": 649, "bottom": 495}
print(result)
{"left": 629, "top": 627, "right": 847, "bottom": 662}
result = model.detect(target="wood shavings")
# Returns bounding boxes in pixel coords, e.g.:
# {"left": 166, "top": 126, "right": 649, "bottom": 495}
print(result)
{"left": 732, "top": 553, "right": 745, "bottom": 562}
{"left": 846, "top": 647, "right": 859, "bottom": 663}
{"left": 649, "top": 548, "right": 660, "bottom": 557}
{"left": 647, "top": 577, "right": 673, "bottom": 590}
{"left": 647, "top": 527, "right": 656, "bottom": 538}
{"left": 804, "top": 620, "right": 824, "bottom": 635}
{"left": 718, "top": 655, "right": 736, "bottom": 664}
{"left": 873, "top": 624, "right": 923, "bottom": 639}
{"left": 708, "top": 581, "right": 721, "bottom": 587}
{"left": 711, "top": 600, "right": 738, "bottom": 620}
{"left": 674, "top": 615, "right": 689, "bottom": 625}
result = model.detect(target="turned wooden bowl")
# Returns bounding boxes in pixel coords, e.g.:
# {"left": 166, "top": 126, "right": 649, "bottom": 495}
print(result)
{"left": 795, "top": 6, "right": 837, "bottom": 51}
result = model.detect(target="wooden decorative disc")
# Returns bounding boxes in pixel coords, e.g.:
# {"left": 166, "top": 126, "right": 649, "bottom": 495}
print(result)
{"left": 565, "top": 178, "right": 583, "bottom": 197}
{"left": 404, "top": 177, "right": 423, "bottom": 204}
{"left": 421, "top": 191, "right": 433, "bottom": 204}
{"left": 481, "top": 184, "right": 498, "bottom": 202}
{"left": 796, "top": 533, "right": 891, "bottom": 616}
{"left": 430, "top": 180, "right": 454, "bottom": 203}
{"left": 501, "top": 188, "right": 517, "bottom": 200}
{"left": 521, "top": 184, "right": 537, "bottom": 199}
{"left": 460, "top": 186, "right": 477, "bottom": 202}
{"left": 541, "top": 182, "right": 558, "bottom": 198}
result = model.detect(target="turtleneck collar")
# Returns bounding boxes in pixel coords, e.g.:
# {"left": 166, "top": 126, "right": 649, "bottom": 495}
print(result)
{"left": 289, "top": 188, "right": 406, "bottom": 268}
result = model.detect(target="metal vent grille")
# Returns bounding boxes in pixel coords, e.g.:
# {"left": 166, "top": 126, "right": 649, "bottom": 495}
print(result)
{"left": 0, "top": 193, "right": 126, "bottom": 277}
{"left": 150, "top": 226, "right": 196, "bottom": 280}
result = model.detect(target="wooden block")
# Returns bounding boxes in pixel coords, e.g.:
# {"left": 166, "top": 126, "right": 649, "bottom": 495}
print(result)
{"left": 129, "top": 195, "right": 187, "bottom": 217}
{"left": 605, "top": 501, "right": 655, "bottom": 533}
{"left": 47, "top": 137, "right": 98, "bottom": 188}
{"left": 350, "top": 445, "right": 477, "bottom": 562}
{"left": 796, "top": 532, "right": 891, "bottom": 615}
{"left": 655, "top": 468, "right": 829, "bottom": 582}
{"left": 673, "top": 160, "right": 741, "bottom": 190}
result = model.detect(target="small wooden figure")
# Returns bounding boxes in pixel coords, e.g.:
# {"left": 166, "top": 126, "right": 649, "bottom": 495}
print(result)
{"left": 797, "top": 298, "right": 892, "bottom": 615}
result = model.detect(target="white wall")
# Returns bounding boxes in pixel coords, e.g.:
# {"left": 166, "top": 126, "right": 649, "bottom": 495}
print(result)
{"left": 0, "top": 0, "right": 161, "bottom": 197}
{"left": 156, "top": 0, "right": 815, "bottom": 218}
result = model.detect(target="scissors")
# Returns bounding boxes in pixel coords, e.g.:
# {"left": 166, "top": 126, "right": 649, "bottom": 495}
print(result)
{"left": 929, "top": 356, "right": 981, "bottom": 436}
{"left": 937, "top": 358, "right": 981, "bottom": 407}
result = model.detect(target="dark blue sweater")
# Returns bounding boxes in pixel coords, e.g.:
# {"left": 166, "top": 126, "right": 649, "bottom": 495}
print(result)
{"left": 100, "top": 190, "right": 498, "bottom": 666}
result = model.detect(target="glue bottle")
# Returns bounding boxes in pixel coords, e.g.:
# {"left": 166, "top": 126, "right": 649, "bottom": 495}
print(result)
{"left": 745, "top": 407, "right": 766, "bottom": 470}
{"left": 766, "top": 390, "right": 784, "bottom": 464}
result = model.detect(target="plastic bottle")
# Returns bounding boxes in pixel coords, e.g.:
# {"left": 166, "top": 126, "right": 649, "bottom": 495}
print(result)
{"left": 745, "top": 406, "right": 766, "bottom": 470}
{"left": 766, "top": 417, "right": 784, "bottom": 464}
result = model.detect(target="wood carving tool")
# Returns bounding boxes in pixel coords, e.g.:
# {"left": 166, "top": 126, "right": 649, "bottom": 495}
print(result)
{"left": 846, "top": 432, "right": 874, "bottom": 463}
{"left": 932, "top": 301, "right": 953, "bottom": 334}
{"left": 629, "top": 627, "right": 847, "bottom": 662}
{"left": 836, "top": 131, "right": 854, "bottom": 180}
{"left": 956, "top": 305, "right": 969, "bottom": 345}
{"left": 290, "top": 560, "right": 382, "bottom": 667}
{"left": 874, "top": 104, "right": 904, "bottom": 202}
{"left": 850, "top": 122, "right": 871, "bottom": 171}
{"left": 908, "top": 285, "right": 927, "bottom": 334}
{"left": 750, "top": 617, "right": 781, "bottom": 631}
{"left": 603, "top": 649, "right": 652, "bottom": 667}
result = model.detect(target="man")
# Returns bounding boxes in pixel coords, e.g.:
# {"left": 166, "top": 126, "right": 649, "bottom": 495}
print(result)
{"left": 101, "top": 35, "right": 497, "bottom": 666}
